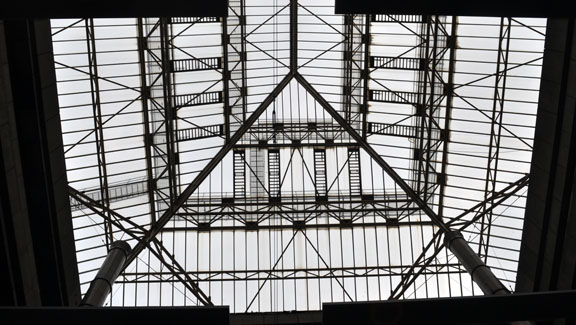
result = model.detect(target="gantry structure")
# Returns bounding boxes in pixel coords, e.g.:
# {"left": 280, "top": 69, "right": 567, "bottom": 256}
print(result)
{"left": 51, "top": 0, "right": 545, "bottom": 312}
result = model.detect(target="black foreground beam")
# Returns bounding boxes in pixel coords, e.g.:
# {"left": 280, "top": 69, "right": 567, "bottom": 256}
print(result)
{"left": 0, "top": 307, "right": 229, "bottom": 325}
{"left": 230, "top": 311, "right": 322, "bottom": 325}
{"left": 1, "top": 19, "right": 80, "bottom": 306}
{"left": 0, "top": 1, "right": 227, "bottom": 19}
{"left": 335, "top": 0, "right": 574, "bottom": 17}
{"left": 323, "top": 290, "right": 576, "bottom": 324}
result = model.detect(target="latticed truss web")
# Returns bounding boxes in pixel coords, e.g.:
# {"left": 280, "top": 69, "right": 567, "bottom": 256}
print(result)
{"left": 52, "top": 0, "right": 545, "bottom": 312}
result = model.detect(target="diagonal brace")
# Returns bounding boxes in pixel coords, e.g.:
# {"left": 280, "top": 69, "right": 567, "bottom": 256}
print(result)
{"left": 294, "top": 72, "right": 519, "bottom": 297}
{"left": 69, "top": 185, "right": 213, "bottom": 305}
{"left": 121, "top": 72, "right": 295, "bottom": 275}
{"left": 387, "top": 174, "right": 529, "bottom": 298}
{"left": 294, "top": 72, "right": 448, "bottom": 232}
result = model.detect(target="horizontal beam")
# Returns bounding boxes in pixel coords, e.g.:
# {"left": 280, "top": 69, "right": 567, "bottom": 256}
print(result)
{"left": 174, "top": 91, "right": 222, "bottom": 108}
{"left": 182, "top": 195, "right": 411, "bottom": 207}
{"left": 121, "top": 263, "right": 465, "bottom": 282}
{"left": 323, "top": 290, "right": 576, "bottom": 323}
{"left": 161, "top": 220, "right": 433, "bottom": 232}
{"left": 0, "top": 2, "right": 227, "bottom": 18}
{"left": 171, "top": 57, "right": 222, "bottom": 72}
{"left": 177, "top": 124, "right": 224, "bottom": 142}
{"left": 233, "top": 142, "right": 360, "bottom": 148}
{"left": 368, "top": 122, "right": 442, "bottom": 139}
{"left": 230, "top": 311, "right": 322, "bottom": 325}
{"left": 334, "top": 1, "right": 572, "bottom": 17}
{"left": 176, "top": 206, "right": 416, "bottom": 217}
{"left": 0, "top": 307, "right": 230, "bottom": 323}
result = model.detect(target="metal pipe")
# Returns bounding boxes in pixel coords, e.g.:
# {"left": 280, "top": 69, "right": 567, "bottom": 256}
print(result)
{"left": 80, "top": 240, "right": 131, "bottom": 307}
{"left": 445, "top": 231, "right": 534, "bottom": 324}
{"left": 444, "top": 230, "right": 509, "bottom": 295}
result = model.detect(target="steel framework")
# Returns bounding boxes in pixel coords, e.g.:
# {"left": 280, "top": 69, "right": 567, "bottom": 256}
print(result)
{"left": 52, "top": 0, "right": 545, "bottom": 312}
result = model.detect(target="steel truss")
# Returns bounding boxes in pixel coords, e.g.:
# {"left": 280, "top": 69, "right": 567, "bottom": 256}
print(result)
{"left": 85, "top": 18, "right": 113, "bottom": 246}
{"left": 69, "top": 185, "right": 213, "bottom": 305}
{"left": 54, "top": 1, "right": 545, "bottom": 312}
{"left": 119, "top": 263, "right": 466, "bottom": 283}
{"left": 389, "top": 174, "right": 529, "bottom": 299}
{"left": 141, "top": 18, "right": 180, "bottom": 220}
{"left": 366, "top": 14, "right": 453, "bottom": 205}
{"left": 478, "top": 17, "right": 512, "bottom": 262}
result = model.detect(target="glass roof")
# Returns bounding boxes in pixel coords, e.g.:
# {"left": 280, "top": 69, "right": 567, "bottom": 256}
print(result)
{"left": 51, "top": 0, "right": 545, "bottom": 312}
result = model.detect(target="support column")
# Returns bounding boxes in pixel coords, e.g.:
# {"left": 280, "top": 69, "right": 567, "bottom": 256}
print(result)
{"left": 444, "top": 230, "right": 510, "bottom": 295}
{"left": 80, "top": 241, "right": 131, "bottom": 307}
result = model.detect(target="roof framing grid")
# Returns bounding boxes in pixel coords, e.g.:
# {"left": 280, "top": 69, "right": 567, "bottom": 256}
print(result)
{"left": 52, "top": 0, "right": 545, "bottom": 311}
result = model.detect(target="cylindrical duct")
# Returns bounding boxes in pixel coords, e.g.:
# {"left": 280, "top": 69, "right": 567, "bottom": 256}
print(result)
{"left": 444, "top": 230, "right": 510, "bottom": 295}
{"left": 80, "top": 240, "right": 131, "bottom": 307}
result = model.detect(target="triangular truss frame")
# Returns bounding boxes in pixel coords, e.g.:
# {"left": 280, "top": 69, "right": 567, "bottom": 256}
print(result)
{"left": 66, "top": 1, "right": 534, "bottom": 306}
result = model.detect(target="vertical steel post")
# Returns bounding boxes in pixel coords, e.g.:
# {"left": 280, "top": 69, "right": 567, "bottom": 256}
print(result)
{"left": 290, "top": 0, "right": 298, "bottom": 72}
{"left": 437, "top": 16, "right": 457, "bottom": 218}
{"left": 80, "top": 241, "right": 131, "bottom": 307}
{"left": 137, "top": 18, "right": 158, "bottom": 224}
{"left": 361, "top": 15, "right": 371, "bottom": 140}
{"left": 221, "top": 15, "right": 232, "bottom": 143}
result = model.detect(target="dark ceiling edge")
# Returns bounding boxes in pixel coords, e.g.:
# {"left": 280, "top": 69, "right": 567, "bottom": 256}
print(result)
{"left": 2, "top": 0, "right": 571, "bottom": 19}
{"left": 0, "top": 306, "right": 230, "bottom": 324}
{"left": 323, "top": 290, "right": 576, "bottom": 323}
{"left": 0, "top": 1, "right": 228, "bottom": 19}
{"left": 334, "top": 0, "right": 575, "bottom": 18}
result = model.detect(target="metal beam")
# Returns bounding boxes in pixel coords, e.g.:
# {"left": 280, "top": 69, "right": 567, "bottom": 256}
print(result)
{"left": 290, "top": 0, "right": 298, "bottom": 71}
{"left": 479, "top": 17, "right": 511, "bottom": 261}
{"left": 0, "top": 2, "right": 227, "bottom": 19}
{"left": 159, "top": 17, "right": 179, "bottom": 207}
{"left": 227, "top": 0, "right": 248, "bottom": 127}
{"left": 333, "top": 1, "right": 569, "bottom": 18}
{"left": 390, "top": 174, "right": 529, "bottom": 298}
{"left": 449, "top": 174, "right": 530, "bottom": 229}
{"left": 342, "top": 14, "right": 354, "bottom": 122}
{"left": 444, "top": 230, "right": 510, "bottom": 295}
{"left": 122, "top": 72, "right": 294, "bottom": 273}
{"left": 69, "top": 186, "right": 213, "bottom": 306}
{"left": 294, "top": 72, "right": 517, "bottom": 298}
{"left": 389, "top": 231, "right": 444, "bottom": 299}
{"left": 80, "top": 241, "right": 131, "bottom": 307}
{"left": 324, "top": 290, "right": 576, "bottom": 324}
{"left": 436, "top": 16, "right": 457, "bottom": 218}
{"left": 415, "top": 15, "right": 433, "bottom": 200}
{"left": 136, "top": 18, "right": 158, "bottom": 224}
{"left": 121, "top": 263, "right": 464, "bottom": 283}
{"left": 85, "top": 18, "right": 112, "bottom": 247}
{"left": 221, "top": 14, "right": 232, "bottom": 142}
{"left": 295, "top": 72, "right": 448, "bottom": 232}
{"left": 162, "top": 220, "right": 432, "bottom": 232}
{"left": 361, "top": 15, "right": 370, "bottom": 140}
